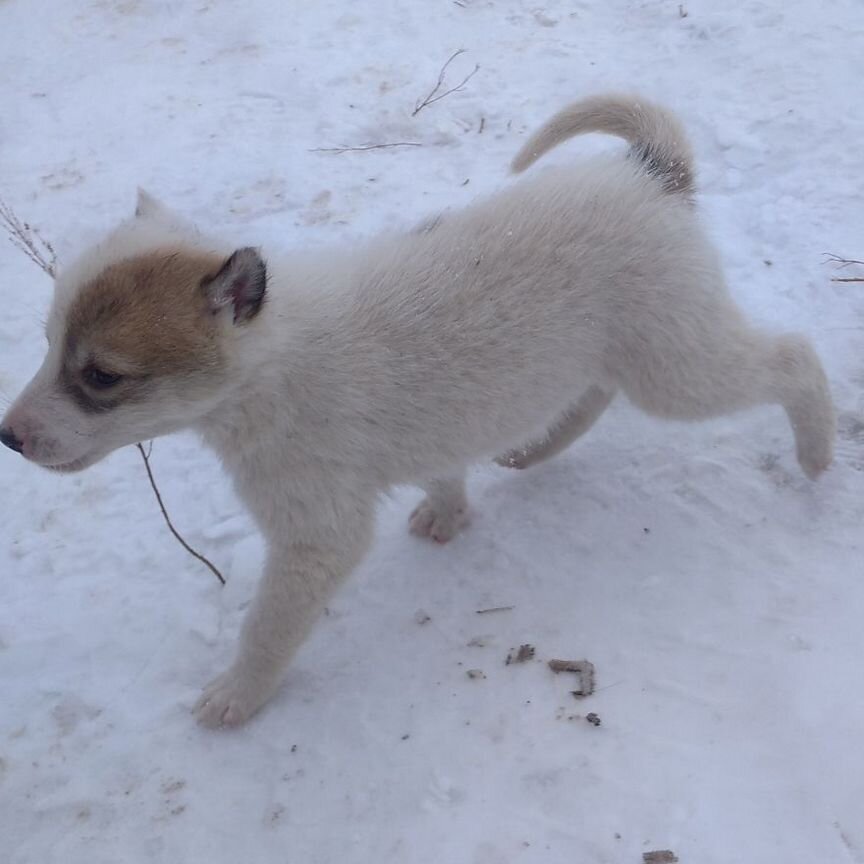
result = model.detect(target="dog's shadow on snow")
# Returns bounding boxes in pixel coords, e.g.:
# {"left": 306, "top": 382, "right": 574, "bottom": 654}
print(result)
{"left": 474, "top": 454, "right": 621, "bottom": 536}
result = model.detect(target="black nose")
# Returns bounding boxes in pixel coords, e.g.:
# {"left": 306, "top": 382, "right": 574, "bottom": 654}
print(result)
{"left": 0, "top": 427, "right": 24, "bottom": 454}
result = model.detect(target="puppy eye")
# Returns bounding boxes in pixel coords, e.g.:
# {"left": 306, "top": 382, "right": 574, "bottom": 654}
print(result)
{"left": 83, "top": 365, "right": 123, "bottom": 390}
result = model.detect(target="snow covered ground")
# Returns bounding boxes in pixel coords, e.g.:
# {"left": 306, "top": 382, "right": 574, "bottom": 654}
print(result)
{"left": 2, "top": 0, "right": 863, "bottom": 861}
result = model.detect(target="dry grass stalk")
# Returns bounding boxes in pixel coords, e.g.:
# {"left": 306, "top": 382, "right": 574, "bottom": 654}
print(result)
{"left": 1, "top": 195, "right": 225, "bottom": 586}
{"left": 0, "top": 198, "right": 57, "bottom": 277}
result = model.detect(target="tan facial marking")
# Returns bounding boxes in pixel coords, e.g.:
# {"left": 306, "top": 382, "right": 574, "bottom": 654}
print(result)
{"left": 64, "top": 249, "right": 227, "bottom": 385}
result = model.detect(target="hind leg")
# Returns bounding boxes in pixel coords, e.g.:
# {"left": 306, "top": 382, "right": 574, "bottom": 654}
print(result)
{"left": 617, "top": 318, "right": 834, "bottom": 478}
{"left": 770, "top": 334, "right": 835, "bottom": 478}
{"left": 496, "top": 385, "right": 615, "bottom": 470}
{"left": 409, "top": 474, "right": 470, "bottom": 543}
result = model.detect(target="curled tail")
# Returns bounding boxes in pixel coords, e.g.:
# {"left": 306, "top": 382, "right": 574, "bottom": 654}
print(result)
{"left": 511, "top": 93, "right": 695, "bottom": 197}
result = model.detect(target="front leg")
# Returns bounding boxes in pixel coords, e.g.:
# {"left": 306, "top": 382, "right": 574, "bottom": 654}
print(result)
{"left": 195, "top": 509, "right": 373, "bottom": 728}
{"left": 409, "top": 474, "right": 470, "bottom": 543}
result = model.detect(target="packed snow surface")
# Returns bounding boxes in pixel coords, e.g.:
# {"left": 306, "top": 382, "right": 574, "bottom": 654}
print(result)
{"left": 1, "top": 1, "right": 863, "bottom": 862}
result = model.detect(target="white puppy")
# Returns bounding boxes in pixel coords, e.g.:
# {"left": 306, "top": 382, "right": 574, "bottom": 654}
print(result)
{"left": 1, "top": 94, "right": 835, "bottom": 726}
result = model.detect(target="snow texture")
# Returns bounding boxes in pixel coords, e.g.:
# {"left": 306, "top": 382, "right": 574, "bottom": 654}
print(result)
{"left": 1, "top": 1, "right": 863, "bottom": 862}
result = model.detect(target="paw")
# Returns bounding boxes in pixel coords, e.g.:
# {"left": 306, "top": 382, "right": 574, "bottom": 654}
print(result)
{"left": 494, "top": 447, "right": 532, "bottom": 470}
{"left": 193, "top": 667, "right": 273, "bottom": 728}
{"left": 798, "top": 439, "right": 833, "bottom": 480}
{"left": 409, "top": 498, "right": 470, "bottom": 543}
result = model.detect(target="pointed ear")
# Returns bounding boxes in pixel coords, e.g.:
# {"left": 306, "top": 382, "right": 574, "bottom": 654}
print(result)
{"left": 134, "top": 188, "right": 199, "bottom": 236}
{"left": 134, "top": 187, "right": 167, "bottom": 219}
{"left": 201, "top": 248, "right": 267, "bottom": 324}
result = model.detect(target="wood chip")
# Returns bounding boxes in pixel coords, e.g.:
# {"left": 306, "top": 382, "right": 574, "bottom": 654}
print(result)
{"left": 505, "top": 644, "right": 535, "bottom": 665}
{"left": 643, "top": 852, "right": 678, "bottom": 863}
{"left": 548, "top": 658, "right": 596, "bottom": 697}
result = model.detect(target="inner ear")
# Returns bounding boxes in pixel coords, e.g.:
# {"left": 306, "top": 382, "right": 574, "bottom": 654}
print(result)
{"left": 200, "top": 247, "right": 267, "bottom": 324}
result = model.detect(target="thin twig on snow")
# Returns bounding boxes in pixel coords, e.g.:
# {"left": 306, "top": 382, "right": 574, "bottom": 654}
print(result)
{"left": 825, "top": 253, "right": 864, "bottom": 283}
{"left": 412, "top": 49, "right": 480, "bottom": 117}
{"left": 309, "top": 141, "right": 423, "bottom": 154}
{"left": 136, "top": 443, "right": 226, "bottom": 585}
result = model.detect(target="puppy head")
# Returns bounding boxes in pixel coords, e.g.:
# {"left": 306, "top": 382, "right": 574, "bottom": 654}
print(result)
{"left": 0, "top": 191, "right": 267, "bottom": 472}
